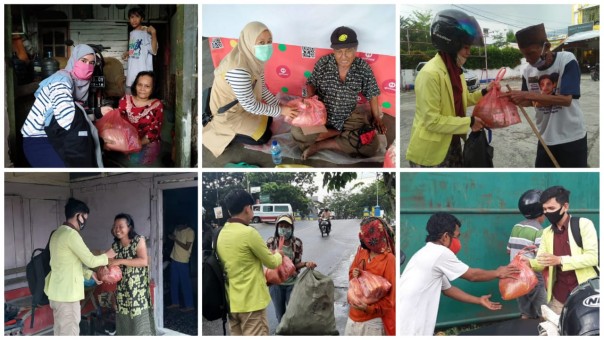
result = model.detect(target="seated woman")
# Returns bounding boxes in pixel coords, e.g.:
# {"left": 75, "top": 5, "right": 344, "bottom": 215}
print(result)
{"left": 21, "top": 44, "right": 103, "bottom": 167}
{"left": 106, "top": 71, "right": 164, "bottom": 167}
{"left": 202, "top": 21, "right": 298, "bottom": 158}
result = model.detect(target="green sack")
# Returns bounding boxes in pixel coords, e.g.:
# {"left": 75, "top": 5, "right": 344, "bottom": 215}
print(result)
{"left": 276, "top": 268, "right": 339, "bottom": 335}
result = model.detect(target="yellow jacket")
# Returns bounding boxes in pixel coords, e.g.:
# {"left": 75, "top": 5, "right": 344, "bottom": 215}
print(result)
{"left": 406, "top": 54, "right": 483, "bottom": 166}
{"left": 44, "top": 225, "right": 108, "bottom": 302}
{"left": 217, "top": 220, "right": 282, "bottom": 313}
{"left": 530, "top": 216, "right": 599, "bottom": 302}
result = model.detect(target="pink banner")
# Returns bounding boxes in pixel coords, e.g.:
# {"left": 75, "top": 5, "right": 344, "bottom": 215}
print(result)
{"left": 209, "top": 37, "right": 396, "bottom": 117}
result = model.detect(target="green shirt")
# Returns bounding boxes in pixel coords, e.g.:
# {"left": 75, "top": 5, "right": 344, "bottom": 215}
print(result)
{"left": 217, "top": 220, "right": 282, "bottom": 313}
{"left": 44, "top": 225, "right": 108, "bottom": 302}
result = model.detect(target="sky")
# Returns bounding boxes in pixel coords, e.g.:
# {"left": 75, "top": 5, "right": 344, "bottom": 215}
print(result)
{"left": 313, "top": 172, "right": 383, "bottom": 203}
{"left": 400, "top": 4, "right": 575, "bottom": 41}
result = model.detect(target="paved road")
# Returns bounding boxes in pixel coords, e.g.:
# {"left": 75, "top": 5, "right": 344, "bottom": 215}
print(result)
{"left": 400, "top": 75, "right": 600, "bottom": 167}
{"left": 202, "top": 219, "right": 362, "bottom": 335}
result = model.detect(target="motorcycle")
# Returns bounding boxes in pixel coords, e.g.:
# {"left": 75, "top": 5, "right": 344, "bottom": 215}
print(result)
{"left": 319, "top": 218, "right": 331, "bottom": 237}
{"left": 590, "top": 63, "right": 599, "bottom": 81}
{"left": 538, "top": 277, "right": 599, "bottom": 336}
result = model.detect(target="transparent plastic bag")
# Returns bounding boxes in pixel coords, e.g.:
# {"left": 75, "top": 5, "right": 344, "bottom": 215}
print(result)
{"left": 265, "top": 254, "right": 296, "bottom": 285}
{"left": 347, "top": 270, "right": 392, "bottom": 305}
{"left": 472, "top": 68, "right": 521, "bottom": 128}
{"left": 276, "top": 93, "right": 327, "bottom": 127}
{"left": 97, "top": 265, "right": 123, "bottom": 284}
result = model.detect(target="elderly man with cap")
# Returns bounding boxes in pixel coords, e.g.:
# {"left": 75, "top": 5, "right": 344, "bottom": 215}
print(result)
{"left": 291, "top": 26, "right": 386, "bottom": 160}
{"left": 266, "top": 214, "right": 317, "bottom": 323}
{"left": 503, "top": 23, "right": 587, "bottom": 167}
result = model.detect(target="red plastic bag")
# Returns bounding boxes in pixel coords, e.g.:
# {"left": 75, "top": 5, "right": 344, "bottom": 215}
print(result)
{"left": 95, "top": 109, "right": 142, "bottom": 153}
{"left": 284, "top": 95, "right": 327, "bottom": 127}
{"left": 347, "top": 270, "right": 391, "bottom": 305}
{"left": 97, "top": 265, "right": 123, "bottom": 284}
{"left": 265, "top": 255, "right": 296, "bottom": 285}
{"left": 499, "top": 250, "right": 538, "bottom": 300}
{"left": 472, "top": 68, "right": 521, "bottom": 128}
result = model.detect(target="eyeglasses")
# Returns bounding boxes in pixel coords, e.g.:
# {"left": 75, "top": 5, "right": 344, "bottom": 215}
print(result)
{"left": 79, "top": 58, "right": 96, "bottom": 65}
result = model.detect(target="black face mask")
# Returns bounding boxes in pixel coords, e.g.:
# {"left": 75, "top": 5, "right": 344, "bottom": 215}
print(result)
{"left": 544, "top": 207, "right": 565, "bottom": 226}
{"left": 78, "top": 214, "right": 87, "bottom": 231}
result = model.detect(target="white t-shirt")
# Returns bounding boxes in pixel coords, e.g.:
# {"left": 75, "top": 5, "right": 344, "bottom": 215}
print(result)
{"left": 397, "top": 242, "right": 469, "bottom": 335}
{"left": 522, "top": 51, "right": 585, "bottom": 145}
{"left": 126, "top": 29, "right": 155, "bottom": 87}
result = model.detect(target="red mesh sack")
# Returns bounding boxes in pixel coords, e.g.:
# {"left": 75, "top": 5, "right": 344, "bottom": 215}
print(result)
{"left": 284, "top": 95, "right": 327, "bottom": 127}
{"left": 472, "top": 68, "right": 521, "bottom": 128}
{"left": 265, "top": 255, "right": 296, "bottom": 285}
{"left": 97, "top": 265, "right": 123, "bottom": 284}
{"left": 499, "top": 250, "right": 538, "bottom": 300}
{"left": 347, "top": 270, "right": 391, "bottom": 305}
{"left": 95, "top": 109, "right": 142, "bottom": 153}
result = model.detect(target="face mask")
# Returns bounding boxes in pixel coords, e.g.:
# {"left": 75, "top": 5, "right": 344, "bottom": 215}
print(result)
{"left": 449, "top": 236, "right": 462, "bottom": 254}
{"left": 530, "top": 44, "right": 547, "bottom": 68}
{"left": 72, "top": 60, "right": 94, "bottom": 80}
{"left": 278, "top": 227, "right": 292, "bottom": 239}
{"left": 78, "top": 214, "right": 87, "bottom": 231}
{"left": 254, "top": 44, "right": 273, "bottom": 62}
{"left": 456, "top": 54, "right": 467, "bottom": 67}
{"left": 544, "top": 207, "right": 565, "bottom": 226}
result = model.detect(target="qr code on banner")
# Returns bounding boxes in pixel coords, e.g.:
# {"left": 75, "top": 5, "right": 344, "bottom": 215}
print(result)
{"left": 211, "top": 38, "right": 224, "bottom": 50}
{"left": 301, "top": 47, "right": 315, "bottom": 59}
{"left": 301, "top": 88, "right": 308, "bottom": 97}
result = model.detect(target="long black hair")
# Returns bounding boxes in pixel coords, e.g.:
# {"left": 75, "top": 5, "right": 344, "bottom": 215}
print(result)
{"left": 112, "top": 213, "right": 139, "bottom": 241}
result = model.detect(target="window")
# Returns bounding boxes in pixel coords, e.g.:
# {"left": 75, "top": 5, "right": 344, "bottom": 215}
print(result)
{"left": 262, "top": 206, "right": 273, "bottom": 213}
{"left": 40, "top": 26, "right": 67, "bottom": 58}
{"left": 275, "top": 206, "right": 289, "bottom": 212}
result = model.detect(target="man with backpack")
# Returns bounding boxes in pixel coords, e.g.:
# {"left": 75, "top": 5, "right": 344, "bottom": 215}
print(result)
{"left": 523, "top": 186, "right": 599, "bottom": 314}
{"left": 44, "top": 198, "right": 115, "bottom": 335}
{"left": 216, "top": 189, "right": 283, "bottom": 335}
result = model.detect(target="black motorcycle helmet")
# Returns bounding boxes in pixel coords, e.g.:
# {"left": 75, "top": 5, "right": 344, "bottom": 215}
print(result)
{"left": 518, "top": 189, "right": 543, "bottom": 219}
{"left": 431, "top": 9, "right": 484, "bottom": 54}
{"left": 559, "top": 277, "right": 599, "bottom": 336}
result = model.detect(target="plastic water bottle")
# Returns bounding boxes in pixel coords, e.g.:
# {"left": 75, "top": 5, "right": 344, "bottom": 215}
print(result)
{"left": 271, "top": 140, "right": 282, "bottom": 165}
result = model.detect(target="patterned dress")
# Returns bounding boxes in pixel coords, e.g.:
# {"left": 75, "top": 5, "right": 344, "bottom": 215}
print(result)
{"left": 112, "top": 235, "right": 156, "bottom": 335}
{"left": 117, "top": 95, "right": 164, "bottom": 166}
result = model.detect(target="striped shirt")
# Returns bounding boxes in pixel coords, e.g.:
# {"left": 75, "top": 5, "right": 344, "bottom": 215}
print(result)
{"left": 21, "top": 77, "right": 76, "bottom": 137}
{"left": 307, "top": 54, "right": 380, "bottom": 131}
{"left": 507, "top": 219, "right": 543, "bottom": 260}
{"left": 224, "top": 69, "right": 281, "bottom": 117}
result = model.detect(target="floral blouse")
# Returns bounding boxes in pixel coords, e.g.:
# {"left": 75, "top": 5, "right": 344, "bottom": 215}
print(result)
{"left": 112, "top": 235, "right": 152, "bottom": 317}
{"left": 118, "top": 94, "right": 164, "bottom": 142}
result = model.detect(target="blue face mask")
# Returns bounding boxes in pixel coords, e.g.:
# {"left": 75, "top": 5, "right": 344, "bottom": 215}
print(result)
{"left": 278, "top": 227, "right": 292, "bottom": 239}
{"left": 254, "top": 44, "right": 273, "bottom": 62}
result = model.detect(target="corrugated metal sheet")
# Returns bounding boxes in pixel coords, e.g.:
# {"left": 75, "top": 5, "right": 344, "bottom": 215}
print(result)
{"left": 400, "top": 172, "right": 599, "bottom": 328}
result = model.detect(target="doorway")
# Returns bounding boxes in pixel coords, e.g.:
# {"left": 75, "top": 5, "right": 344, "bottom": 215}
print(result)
{"left": 161, "top": 186, "right": 198, "bottom": 335}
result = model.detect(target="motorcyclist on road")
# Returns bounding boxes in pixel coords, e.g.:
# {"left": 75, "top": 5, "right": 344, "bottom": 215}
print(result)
{"left": 319, "top": 208, "right": 332, "bottom": 234}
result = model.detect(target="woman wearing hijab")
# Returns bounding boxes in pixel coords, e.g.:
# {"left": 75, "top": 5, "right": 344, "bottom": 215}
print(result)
{"left": 21, "top": 44, "right": 103, "bottom": 167}
{"left": 203, "top": 21, "right": 298, "bottom": 157}
{"left": 345, "top": 217, "right": 395, "bottom": 336}
{"left": 406, "top": 9, "right": 498, "bottom": 167}
{"left": 265, "top": 214, "right": 317, "bottom": 323}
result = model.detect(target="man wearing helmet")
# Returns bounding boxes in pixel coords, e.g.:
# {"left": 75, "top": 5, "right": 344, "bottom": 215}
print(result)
{"left": 291, "top": 26, "right": 385, "bottom": 160}
{"left": 521, "top": 186, "right": 598, "bottom": 315}
{"left": 503, "top": 24, "right": 587, "bottom": 167}
{"left": 506, "top": 189, "right": 547, "bottom": 319}
{"left": 406, "top": 9, "right": 498, "bottom": 167}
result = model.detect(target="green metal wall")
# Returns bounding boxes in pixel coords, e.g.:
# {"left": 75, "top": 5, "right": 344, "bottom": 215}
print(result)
{"left": 400, "top": 172, "right": 599, "bottom": 328}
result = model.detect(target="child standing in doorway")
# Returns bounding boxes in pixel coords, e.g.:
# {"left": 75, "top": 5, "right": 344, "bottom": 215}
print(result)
{"left": 123, "top": 7, "right": 158, "bottom": 93}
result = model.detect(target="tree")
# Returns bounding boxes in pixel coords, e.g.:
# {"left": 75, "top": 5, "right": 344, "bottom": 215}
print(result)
{"left": 506, "top": 29, "right": 516, "bottom": 43}
{"left": 261, "top": 182, "right": 312, "bottom": 217}
{"left": 247, "top": 173, "right": 317, "bottom": 198}
{"left": 201, "top": 172, "right": 246, "bottom": 221}
{"left": 322, "top": 172, "right": 358, "bottom": 192}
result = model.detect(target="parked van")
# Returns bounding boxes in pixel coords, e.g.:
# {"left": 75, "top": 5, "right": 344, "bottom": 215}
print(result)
{"left": 252, "top": 203, "right": 293, "bottom": 223}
